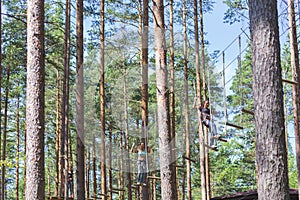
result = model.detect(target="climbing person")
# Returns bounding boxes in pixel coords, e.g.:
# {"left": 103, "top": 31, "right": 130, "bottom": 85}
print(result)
{"left": 200, "top": 100, "right": 218, "bottom": 146}
{"left": 132, "top": 142, "right": 148, "bottom": 186}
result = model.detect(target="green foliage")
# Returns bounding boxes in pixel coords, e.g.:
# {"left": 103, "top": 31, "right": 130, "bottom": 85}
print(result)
{"left": 223, "top": 0, "right": 248, "bottom": 24}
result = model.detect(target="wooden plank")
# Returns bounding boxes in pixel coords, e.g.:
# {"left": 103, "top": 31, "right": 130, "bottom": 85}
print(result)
{"left": 147, "top": 176, "right": 161, "bottom": 180}
{"left": 173, "top": 164, "right": 184, "bottom": 168}
{"left": 226, "top": 122, "right": 244, "bottom": 130}
{"left": 111, "top": 188, "right": 125, "bottom": 191}
{"left": 241, "top": 108, "right": 254, "bottom": 116}
{"left": 182, "top": 155, "right": 196, "bottom": 163}
{"left": 282, "top": 78, "right": 298, "bottom": 85}
{"left": 107, "top": 190, "right": 119, "bottom": 194}
{"left": 211, "top": 135, "right": 228, "bottom": 142}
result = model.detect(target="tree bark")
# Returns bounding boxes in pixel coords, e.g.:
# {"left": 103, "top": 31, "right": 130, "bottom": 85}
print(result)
{"left": 2, "top": 65, "right": 10, "bottom": 199}
{"left": 123, "top": 66, "right": 132, "bottom": 200}
{"left": 183, "top": 0, "right": 191, "bottom": 199}
{"left": 86, "top": 150, "right": 90, "bottom": 198}
{"left": 108, "top": 122, "right": 113, "bottom": 200}
{"left": 62, "top": 0, "right": 71, "bottom": 196}
{"left": 140, "top": 0, "right": 150, "bottom": 197}
{"left": 76, "top": 0, "right": 85, "bottom": 196}
{"left": 249, "top": 1, "right": 290, "bottom": 199}
{"left": 194, "top": 0, "right": 207, "bottom": 199}
{"left": 118, "top": 118, "right": 124, "bottom": 200}
{"left": 26, "top": 0, "right": 45, "bottom": 197}
{"left": 153, "top": 0, "right": 175, "bottom": 199}
{"left": 16, "top": 90, "right": 20, "bottom": 200}
{"left": 169, "top": 0, "right": 178, "bottom": 198}
{"left": 100, "top": 0, "right": 107, "bottom": 198}
{"left": 55, "top": 71, "right": 61, "bottom": 197}
{"left": 199, "top": 1, "right": 210, "bottom": 198}
{"left": 288, "top": 1, "right": 300, "bottom": 199}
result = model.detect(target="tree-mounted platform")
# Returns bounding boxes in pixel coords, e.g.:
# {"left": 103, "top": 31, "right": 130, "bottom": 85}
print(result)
{"left": 147, "top": 176, "right": 161, "bottom": 180}
{"left": 226, "top": 122, "right": 244, "bottom": 130}
{"left": 182, "top": 155, "right": 196, "bottom": 163}
{"left": 282, "top": 78, "right": 298, "bottom": 85}
{"left": 173, "top": 164, "right": 184, "bottom": 168}
{"left": 211, "top": 135, "right": 228, "bottom": 142}
{"left": 48, "top": 197, "right": 95, "bottom": 200}
{"left": 241, "top": 108, "right": 254, "bottom": 116}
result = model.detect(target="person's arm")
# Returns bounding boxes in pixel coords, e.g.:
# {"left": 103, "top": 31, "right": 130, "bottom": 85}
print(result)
{"left": 130, "top": 143, "right": 138, "bottom": 153}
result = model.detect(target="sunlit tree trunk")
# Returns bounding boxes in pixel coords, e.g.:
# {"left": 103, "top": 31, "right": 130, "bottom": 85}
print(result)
{"left": 169, "top": 0, "right": 178, "bottom": 198}
{"left": 123, "top": 66, "right": 132, "bottom": 200}
{"left": 199, "top": 1, "right": 210, "bottom": 198}
{"left": 249, "top": 1, "right": 290, "bottom": 199}
{"left": 288, "top": 1, "right": 300, "bottom": 199}
{"left": 194, "top": 0, "right": 207, "bottom": 199}
{"left": 61, "top": 0, "right": 71, "bottom": 197}
{"left": 76, "top": 0, "right": 85, "bottom": 196}
{"left": 25, "top": 0, "right": 45, "bottom": 197}
{"left": 99, "top": 0, "right": 107, "bottom": 198}
{"left": 183, "top": 0, "right": 191, "bottom": 199}
{"left": 153, "top": 0, "right": 175, "bottom": 199}
{"left": 55, "top": 71, "right": 61, "bottom": 197}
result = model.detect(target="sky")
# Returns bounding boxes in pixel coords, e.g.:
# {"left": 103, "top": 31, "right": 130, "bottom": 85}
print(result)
{"left": 204, "top": 1, "right": 247, "bottom": 56}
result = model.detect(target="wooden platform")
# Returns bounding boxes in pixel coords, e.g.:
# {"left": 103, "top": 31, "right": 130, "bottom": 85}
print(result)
{"left": 211, "top": 188, "right": 298, "bottom": 200}
{"left": 48, "top": 197, "right": 96, "bottom": 200}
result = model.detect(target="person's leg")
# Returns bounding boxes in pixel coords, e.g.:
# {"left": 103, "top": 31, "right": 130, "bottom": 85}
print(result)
{"left": 141, "top": 161, "right": 146, "bottom": 183}
{"left": 137, "top": 161, "right": 142, "bottom": 183}
{"left": 210, "top": 121, "right": 218, "bottom": 146}
{"left": 203, "top": 119, "right": 210, "bottom": 128}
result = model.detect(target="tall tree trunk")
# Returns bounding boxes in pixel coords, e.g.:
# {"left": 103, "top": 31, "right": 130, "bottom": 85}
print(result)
{"left": 62, "top": 0, "right": 71, "bottom": 197}
{"left": 169, "top": 0, "right": 178, "bottom": 198}
{"left": 100, "top": 0, "right": 107, "bottom": 199}
{"left": 118, "top": 118, "right": 124, "bottom": 200}
{"left": 55, "top": 71, "right": 61, "bottom": 197}
{"left": 183, "top": 1, "right": 191, "bottom": 199}
{"left": 153, "top": 0, "right": 175, "bottom": 199}
{"left": 108, "top": 122, "right": 113, "bottom": 200}
{"left": 76, "top": 0, "right": 85, "bottom": 196}
{"left": 86, "top": 150, "right": 90, "bottom": 198}
{"left": 93, "top": 136, "right": 97, "bottom": 200}
{"left": 16, "top": 90, "right": 20, "bottom": 200}
{"left": 288, "top": 1, "right": 300, "bottom": 199}
{"left": 199, "top": 1, "right": 210, "bottom": 199}
{"left": 1, "top": 65, "right": 10, "bottom": 199}
{"left": 183, "top": 0, "right": 192, "bottom": 200}
{"left": 26, "top": 0, "right": 45, "bottom": 197}
{"left": 194, "top": 0, "right": 207, "bottom": 199}
{"left": 68, "top": 124, "right": 74, "bottom": 197}
{"left": 123, "top": 66, "right": 132, "bottom": 200}
{"left": 140, "top": 0, "right": 150, "bottom": 197}
{"left": 141, "top": 0, "right": 149, "bottom": 138}
{"left": 249, "top": 1, "right": 290, "bottom": 199}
